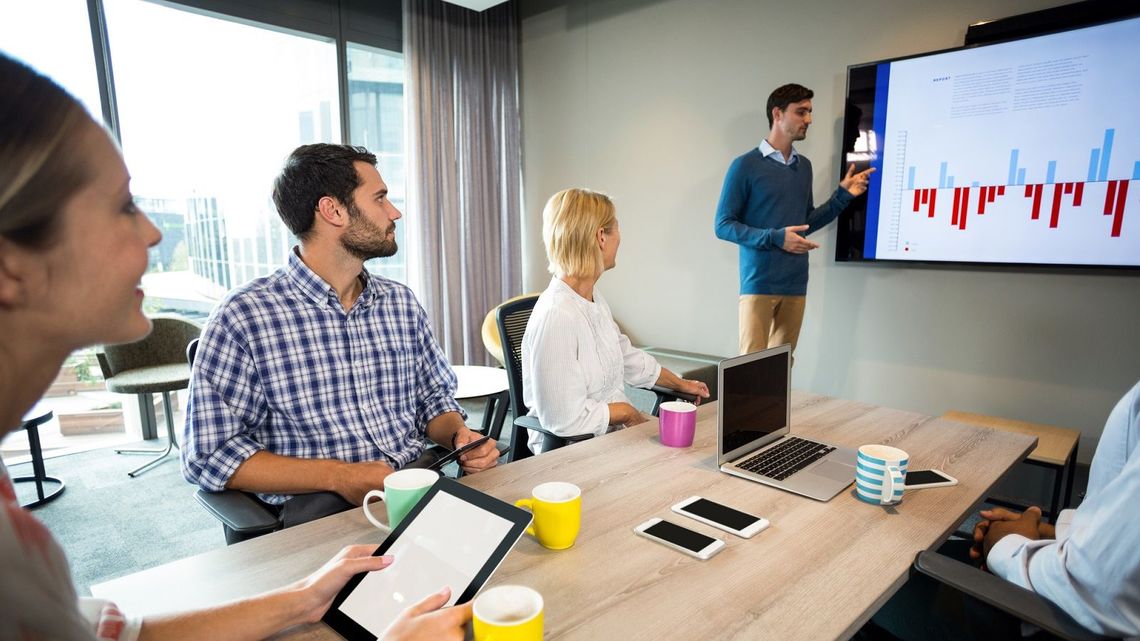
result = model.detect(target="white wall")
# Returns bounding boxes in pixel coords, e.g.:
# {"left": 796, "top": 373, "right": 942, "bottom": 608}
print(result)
{"left": 518, "top": 0, "right": 1140, "bottom": 460}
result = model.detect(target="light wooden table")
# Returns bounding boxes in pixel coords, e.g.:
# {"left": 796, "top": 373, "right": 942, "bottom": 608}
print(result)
{"left": 94, "top": 392, "right": 1035, "bottom": 641}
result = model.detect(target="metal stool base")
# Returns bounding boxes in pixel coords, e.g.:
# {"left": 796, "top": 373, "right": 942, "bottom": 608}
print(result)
{"left": 13, "top": 475, "right": 65, "bottom": 508}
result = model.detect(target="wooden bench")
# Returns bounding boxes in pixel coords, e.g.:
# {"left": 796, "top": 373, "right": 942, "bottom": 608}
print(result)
{"left": 942, "top": 410, "right": 1081, "bottom": 521}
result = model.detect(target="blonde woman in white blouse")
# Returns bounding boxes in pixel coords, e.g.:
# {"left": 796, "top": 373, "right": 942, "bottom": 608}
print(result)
{"left": 521, "top": 188, "right": 710, "bottom": 454}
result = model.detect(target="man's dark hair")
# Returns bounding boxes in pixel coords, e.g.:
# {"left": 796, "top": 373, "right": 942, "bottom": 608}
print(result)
{"left": 766, "top": 83, "right": 814, "bottom": 128}
{"left": 272, "top": 144, "right": 378, "bottom": 240}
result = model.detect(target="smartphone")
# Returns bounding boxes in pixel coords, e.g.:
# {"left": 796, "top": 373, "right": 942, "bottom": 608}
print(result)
{"left": 905, "top": 469, "right": 958, "bottom": 489}
{"left": 671, "top": 496, "right": 769, "bottom": 538}
{"left": 428, "top": 435, "right": 493, "bottom": 471}
{"left": 633, "top": 518, "right": 725, "bottom": 560}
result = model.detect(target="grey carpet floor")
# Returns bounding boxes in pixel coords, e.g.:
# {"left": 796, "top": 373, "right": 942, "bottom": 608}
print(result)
{"left": 7, "top": 443, "right": 219, "bottom": 596}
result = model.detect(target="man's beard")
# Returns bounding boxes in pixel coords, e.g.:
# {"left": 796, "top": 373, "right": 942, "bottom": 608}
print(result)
{"left": 341, "top": 201, "right": 397, "bottom": 261}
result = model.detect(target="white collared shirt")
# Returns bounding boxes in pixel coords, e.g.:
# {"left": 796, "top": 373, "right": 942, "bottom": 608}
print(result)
{"left": 987, "top": 381, "right": 1140, "bottom": 637}
{"left": 521, "top": 277, "right": 661, "bottom": 453}
{"left": 759, "top": 138, "right": 799, "bottom": 165}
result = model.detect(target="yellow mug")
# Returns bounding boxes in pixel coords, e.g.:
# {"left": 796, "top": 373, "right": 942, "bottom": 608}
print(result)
{"left": 514, "top": 482, "right": 581, "bottom": 550}
{"left": 473, "top": 585, "right": 544, "bottom": 641}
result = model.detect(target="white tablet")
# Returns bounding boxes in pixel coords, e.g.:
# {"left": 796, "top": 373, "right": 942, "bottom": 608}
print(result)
{"left": 324, "top": 478, "right": 532, "bottom": 641}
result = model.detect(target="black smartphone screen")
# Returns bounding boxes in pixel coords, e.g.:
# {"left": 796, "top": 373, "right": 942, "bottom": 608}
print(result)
{"left": 644, "top": 520, "right": 717, "bottom": 552}
{"left": 682, "top": 498, "right": 760, "bottom": 531}
{"left": 429, "top": 435, "right": 492, "bottom": 471}
{"left": 906, "top": 470, "right": 952, "bottom": 485}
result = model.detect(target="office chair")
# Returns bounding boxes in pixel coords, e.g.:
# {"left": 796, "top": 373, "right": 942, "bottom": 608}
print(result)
{"left": 187, "top": 338, "right": 452, "bottom": 545}
{"left": 97, "top": 315, "right": 201, "bottom": 477}
{"left": 912, "top": 551, "right": 1112, "bottom": 640}
{"left": 496, "top": 295, "right": 697, "bottom": 462}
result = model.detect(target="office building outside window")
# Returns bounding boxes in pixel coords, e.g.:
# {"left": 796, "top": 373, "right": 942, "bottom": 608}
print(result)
{"left": 103, "top": 0, "right": 341, "bottom": 317}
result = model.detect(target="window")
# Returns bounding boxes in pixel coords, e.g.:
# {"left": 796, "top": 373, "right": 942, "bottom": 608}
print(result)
{"left": 348, "top": 42, "right": 408, "bottom": 284}
{"left": 103, "top": 0, "right": 341, "bottom": 317}
{"left": 1, "top": 0, "right": 408, "bottom": 461}
{"left": 0, "top": 0, "right": 104, "bottom": 122}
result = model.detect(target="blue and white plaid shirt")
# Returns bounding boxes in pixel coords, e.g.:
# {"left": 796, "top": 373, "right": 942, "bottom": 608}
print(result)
{"left": 182, "top": 249, "right": 463, "bottom": 504}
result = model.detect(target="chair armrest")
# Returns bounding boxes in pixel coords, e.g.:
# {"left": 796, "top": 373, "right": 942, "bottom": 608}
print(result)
{"left": 194, "top": 489, "right": 280, "bottom": 536}
{"left": 513, "top": 415, "right": 592, "bottom": 442}
{"left": 648, "top": 384, "right": 698, "bottom": 404}
{"left": 913, "top": 551, "right": 1106, "bottom": 641}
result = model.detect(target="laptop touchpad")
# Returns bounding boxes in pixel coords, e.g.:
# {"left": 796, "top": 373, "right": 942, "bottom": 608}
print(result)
{"left": 810, "top": 460, "right": 856, "bottom": 482}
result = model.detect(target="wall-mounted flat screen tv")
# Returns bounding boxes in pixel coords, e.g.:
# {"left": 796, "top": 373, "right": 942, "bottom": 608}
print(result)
{"left": 835, "top": 14, "right": 1140, "bottom": 269}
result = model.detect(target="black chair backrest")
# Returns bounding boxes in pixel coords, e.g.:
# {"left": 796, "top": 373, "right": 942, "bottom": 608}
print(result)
{"left": 186, "top": 338, "right": 200, "bottom": 367}
{"left": 496, "top": 295, "right": 539, "bottom": 423}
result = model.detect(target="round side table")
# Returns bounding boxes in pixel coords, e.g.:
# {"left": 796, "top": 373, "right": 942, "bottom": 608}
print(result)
{"left": 452, "top": 365, "right": 510, "bottom": 442}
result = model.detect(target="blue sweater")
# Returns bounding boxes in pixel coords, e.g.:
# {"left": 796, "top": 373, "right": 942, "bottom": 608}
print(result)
{"left": 714, "top": 148, "right": 853, "bottom": 296}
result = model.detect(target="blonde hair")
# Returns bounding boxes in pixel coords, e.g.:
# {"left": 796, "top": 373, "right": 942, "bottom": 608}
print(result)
{"left": 542, "top": 188, "right": 616, "bottom": 278}
{"left": 0, "top": 54, "right": 93, "bottom": 248}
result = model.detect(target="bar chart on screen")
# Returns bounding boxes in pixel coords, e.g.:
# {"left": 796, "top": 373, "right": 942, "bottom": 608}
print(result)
{"left": 865, "top": 15, "right": 1140, "bottom": 267}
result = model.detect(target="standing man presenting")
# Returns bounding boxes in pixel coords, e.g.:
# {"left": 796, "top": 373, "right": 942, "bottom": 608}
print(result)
{"left": 715, "top": 83, "right": 873, "bottom": 357}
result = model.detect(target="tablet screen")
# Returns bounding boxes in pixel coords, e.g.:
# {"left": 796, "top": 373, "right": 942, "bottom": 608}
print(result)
{"left": 326, "top": 479, "right": 530, "bottom": 640}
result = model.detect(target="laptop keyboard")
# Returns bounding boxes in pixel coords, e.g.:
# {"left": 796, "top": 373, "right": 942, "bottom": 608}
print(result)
{"left": 738, "top": 437, "right": 836, "bottom": 481}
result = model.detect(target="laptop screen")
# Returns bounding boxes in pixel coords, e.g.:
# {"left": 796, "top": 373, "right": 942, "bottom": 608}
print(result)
{"left": 721, "top": 348, "right": 789, "bottom": 455}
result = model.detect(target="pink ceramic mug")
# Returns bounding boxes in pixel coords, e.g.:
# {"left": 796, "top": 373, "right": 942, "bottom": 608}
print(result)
{"left": 658, "top": 401, "right": 697, "bottom": 447}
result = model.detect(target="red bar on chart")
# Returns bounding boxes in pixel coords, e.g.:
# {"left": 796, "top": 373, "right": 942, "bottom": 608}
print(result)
{"left": 960, "top": 188, "right": 970, "bottom": 230}
{"left": 998, "top": 185, "right": 1006, "bottom": 196}
{"left": 1031, "top": 185, "right": 1043, "bottom": 220}
{"left": 913, "top": 190, "right": 921, "bottom": 212}
{"left": 952, "top": 188, "right": 960, "bottom": 227}
{"left": 1064, "top": 182, "right": 1074, "bottom": 195}
{"left": 1025, "top": 184, "right": 1034, "bottom": 198}
{"left": 928, "top": 189, "right": 936, "bottom": 218}
{"left": 987, "top": 186, "right": 997, "bottom": 203}
{"left": 1105, "top": 181, "right": 1117, "bottom": 215}
{"left": 1074, "top": 182, "right": 1084, "bottom": 207}
{"left": 1112, "top": 181, "right": 1129, "bottom": 237}
{"left": 978, "top": 187, "right": 987, "bottom": 215}
{"left": 1050, "top": 184, "right": 1063, "bottom": 228}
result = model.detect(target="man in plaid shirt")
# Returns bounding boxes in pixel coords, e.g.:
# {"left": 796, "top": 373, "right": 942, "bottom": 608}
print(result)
{"left": 182, "top": 144, "right": 499, "bottom": 528}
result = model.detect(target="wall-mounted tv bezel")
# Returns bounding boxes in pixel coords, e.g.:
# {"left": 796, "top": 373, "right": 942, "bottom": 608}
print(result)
{"left": 834, "top": 8, "right": 1140, "bottom": 272}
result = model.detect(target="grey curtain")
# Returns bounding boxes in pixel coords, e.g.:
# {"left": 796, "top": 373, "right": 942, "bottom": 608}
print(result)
{"left": 404, "top": 0, "right": 522, "bottom": 366}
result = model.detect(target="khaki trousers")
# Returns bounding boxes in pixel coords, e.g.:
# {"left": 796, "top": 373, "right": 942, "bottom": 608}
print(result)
{"left": 738, "top": 295, "right": 806, "bottom": 358}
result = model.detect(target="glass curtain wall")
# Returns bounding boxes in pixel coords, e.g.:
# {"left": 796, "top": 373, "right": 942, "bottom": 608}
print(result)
{"left": 103, "top": 0, "right": 341, "bottom": 318}
{"left": 0, "top": 0, "right": 105, "bottom": 122}
{"left": 0, "top": 0, "right": 407, "bottom": 459}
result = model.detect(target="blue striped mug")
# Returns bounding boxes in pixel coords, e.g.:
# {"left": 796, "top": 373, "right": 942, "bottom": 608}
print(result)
{"left": 856, "top": 444, "right": 909, "bottom": 505}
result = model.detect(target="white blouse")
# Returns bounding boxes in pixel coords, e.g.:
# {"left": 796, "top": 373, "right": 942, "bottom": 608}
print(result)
{"left": 521, "top": 277, "right": 661, "bottom": 453}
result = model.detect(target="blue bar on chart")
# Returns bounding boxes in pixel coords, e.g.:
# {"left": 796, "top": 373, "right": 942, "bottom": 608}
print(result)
{"left": 947, "top": 176, "right": 955, "bottom": 188}
{"left": 939, "top": 162, "right": 948, "bottom": 189}
{"left": 1088, "top": 148, "right": 1100, "bottom": 182}
{"left": 1008, "top": 149, "right": 1020, "bottom": 185}
{"left": 1045, "top": 161, "right": 1057, "bottom": 184}
{"left": 1097, "top": 128, "right": 1114, "bottom": 182}
{"left": 971, "top": 181, "right": 979, "bottom": 187}
{"left": 907, "top": 166, "right": 915, "bottom": 190}
{"left": 1133, "top": 161, "right": 1140, "bottom": 181}
{"left": 1017, "top": 168, "right": 1026, "bottom": 185}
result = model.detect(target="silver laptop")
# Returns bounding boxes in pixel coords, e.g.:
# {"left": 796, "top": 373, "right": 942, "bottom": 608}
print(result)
{"left": 717, "top": 344, "right": 857, "bottom": 501}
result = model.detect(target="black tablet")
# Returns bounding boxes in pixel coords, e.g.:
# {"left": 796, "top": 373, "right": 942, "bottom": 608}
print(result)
{"left": 323, "top": 478, "right": 532, "bottom": 641}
